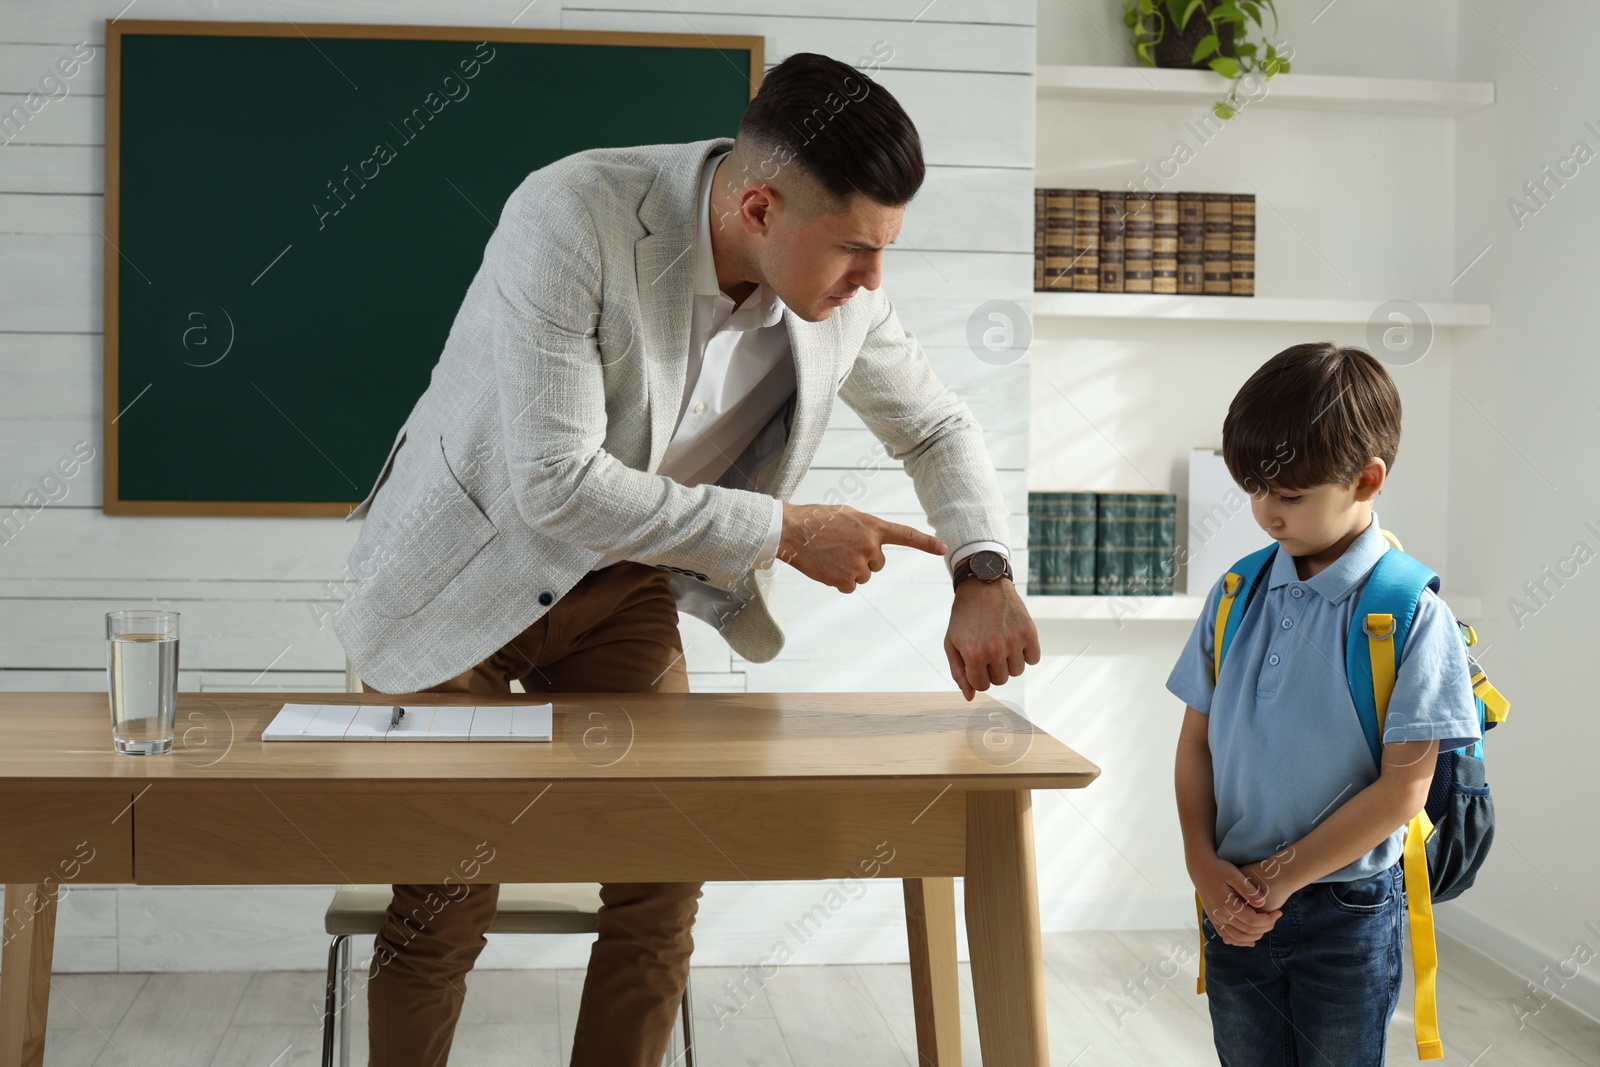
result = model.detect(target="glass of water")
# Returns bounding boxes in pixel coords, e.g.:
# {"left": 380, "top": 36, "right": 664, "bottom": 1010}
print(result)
{"left": 105, "top": 609, "right": 179, "bottom": 755}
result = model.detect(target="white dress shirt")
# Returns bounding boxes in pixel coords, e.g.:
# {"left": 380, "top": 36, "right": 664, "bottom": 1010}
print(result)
{"left": 592, "top": 150, "right": 1007, "bottom": 576}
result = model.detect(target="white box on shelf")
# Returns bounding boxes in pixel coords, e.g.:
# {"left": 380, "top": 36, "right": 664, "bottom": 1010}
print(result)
{"left": 1185, "top": 448, "right": 1273, "bottom": 596}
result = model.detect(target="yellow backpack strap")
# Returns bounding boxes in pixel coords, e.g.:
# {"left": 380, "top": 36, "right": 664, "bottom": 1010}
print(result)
{"left": 1403, "top": 813, "right": 1443, "bottom": 1059}
{"left": 1211, "top": 572, "right": 1244, "bottom": 683}
{"left": 1198, "top": 564, "right": 1259, "bottom": 998}
{"left": 1473, "top": 670, "right": 1511, "bottom": 725}
{"left": 1367, "top": 611, "right": 1444, "bottom": 1060}
{"left": 1462, "top": 617, "right": 1511, "bottom": 726}
{"left": 1365, "top": 613, "right": 1397, "bottom": 711}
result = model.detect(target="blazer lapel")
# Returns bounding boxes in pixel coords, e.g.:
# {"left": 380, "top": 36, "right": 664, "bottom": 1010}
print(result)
{"left": 635, "top": 229, "right": 695, "bottom": 472}
{"left": 758, "top": 313, "right": 839, "bottom": 496}
{"left": 634, "top": 137, "right": 734, "bottom": 473}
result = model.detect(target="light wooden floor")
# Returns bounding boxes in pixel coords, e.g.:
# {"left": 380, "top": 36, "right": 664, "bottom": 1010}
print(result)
{"left": 41, "top": 930, "right": 1600, "bottom": 1066}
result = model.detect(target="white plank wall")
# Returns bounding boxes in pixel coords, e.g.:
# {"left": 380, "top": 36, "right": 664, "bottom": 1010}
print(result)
{"left": 0, "top": 0, "right": 1033, "bottom": 970}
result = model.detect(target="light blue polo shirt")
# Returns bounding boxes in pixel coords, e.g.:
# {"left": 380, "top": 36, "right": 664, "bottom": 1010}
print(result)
{"left": 1166, "top": 512, "right": 1481, "bottom": 882}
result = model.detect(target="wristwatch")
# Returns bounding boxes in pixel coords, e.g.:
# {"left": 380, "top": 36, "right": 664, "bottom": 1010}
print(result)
{"left": 952, "top": 549, "right": 1013, "bottom": 592}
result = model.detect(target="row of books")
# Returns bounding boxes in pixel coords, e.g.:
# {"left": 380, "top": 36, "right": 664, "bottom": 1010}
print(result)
{"left": 1027, "top": 491, "right": 1178, "bottom": 597}
{"left": 1032, "top": 190, "right": 1255, "bottom": 296}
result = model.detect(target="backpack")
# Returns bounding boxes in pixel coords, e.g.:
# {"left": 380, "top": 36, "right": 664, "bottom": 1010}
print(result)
{"left": 1192, "top": 528, "right": 1510, "bottom": 1061}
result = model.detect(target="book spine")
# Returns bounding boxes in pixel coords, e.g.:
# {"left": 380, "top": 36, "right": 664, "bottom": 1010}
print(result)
{"left": 1027, "top": 491, "right": 1043, "bottom": 595}
{"left": 1098, "top": 192, "right": 1125, "bottom": 292}
{"left": 1034, "top": 188, "right": 1046, "bottom": 291}
{"left": 1095, "top": 492, "right": 1125, "bottom": 596}
{"left": 1155, "top": 492, "right": 1177, "bottom": 595}
{"left": 1123, "top": 193, "right": 1155, "bottom": 294}
{"left": 1045, "top": 492, "right": 1073, "bottom": 595}
{"left": 1071, "top": 492, "right": 1098, "bottom": 595}
{"left": 1125, "top": 494, "right": 1154, "bottom": 596}
{"left": 1152, "top": 192, "right": 1179, "bottom": 295}
{"left": 1203, "top": 193, "right": 1233, "bottom": 295}
{"left": 1061, "top": 493, "right": 1079, "bottom": 594}
{"left": 1043, "top": 190, "right": 1077, "bottom": 291}
{"left": 1231, "top": 193, "right": 1255, "bottom": 297}
{"left": 1177, "top": 193, "right": 1205, "bottom": 295}
{"left": 1074, "top": 190, "right": 1101, "bottom": 292}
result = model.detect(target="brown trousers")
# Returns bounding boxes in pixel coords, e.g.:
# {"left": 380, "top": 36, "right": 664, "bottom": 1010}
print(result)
{"left": 361, "top": 561, "right": 701, "bottom": 1067}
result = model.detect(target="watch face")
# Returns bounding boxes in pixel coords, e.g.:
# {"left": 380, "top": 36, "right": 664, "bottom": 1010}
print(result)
{"left": 971, "top": 551, "right": 1006, "bottom": 580}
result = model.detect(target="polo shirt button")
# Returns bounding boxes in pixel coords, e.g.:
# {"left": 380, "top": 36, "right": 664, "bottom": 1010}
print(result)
{"left": 1281, "top": 618, "right": 1292, "bottom": 629}
{"left": 693, "top": 402, "right": 706, "bottom": 414}
{"left": 1269, "top": 654, "right": 1280, "bottom": 665}
{"left": 537, "top": 588, "right": 555, "bottom": 607}
{"left": 1291, "top": 586, "right": 1304, "bottom": 598}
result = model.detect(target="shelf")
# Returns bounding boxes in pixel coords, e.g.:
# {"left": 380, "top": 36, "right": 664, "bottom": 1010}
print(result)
{"left": 1027, "top": 592, "right": 1483, "bottom": 622}
{"left": 1027, "top": 595, "right": 1206, "bottom": 621}
{"left": 1036, "top": 65, "right": 1495, "bottom": 115}
{"left": 1031, "top": 292, "right": 1491, "bottom": 326}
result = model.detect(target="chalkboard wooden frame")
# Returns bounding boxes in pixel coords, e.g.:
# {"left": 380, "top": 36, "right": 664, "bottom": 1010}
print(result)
{"left": 102, "top": 19, "right": 764, "bottom": 516}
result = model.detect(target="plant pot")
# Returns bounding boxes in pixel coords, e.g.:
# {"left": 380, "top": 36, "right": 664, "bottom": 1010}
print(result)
{"left": 1152, "top": 1, "right": 1237, "bottom": 69}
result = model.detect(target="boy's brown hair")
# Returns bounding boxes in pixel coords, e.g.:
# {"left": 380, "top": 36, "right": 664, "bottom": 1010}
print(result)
{"left": 1222, "top": 342, "right": 1401, "bottom": 496}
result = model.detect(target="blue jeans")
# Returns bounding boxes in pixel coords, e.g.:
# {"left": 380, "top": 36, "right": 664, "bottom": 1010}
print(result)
{"left": 1202, "top": 862, "right": 1405, "bottom": 1067}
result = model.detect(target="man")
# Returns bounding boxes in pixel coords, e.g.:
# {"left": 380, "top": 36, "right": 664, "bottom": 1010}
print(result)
{"left": 331, "top": 51, "right": 1039, "bottom": 1067}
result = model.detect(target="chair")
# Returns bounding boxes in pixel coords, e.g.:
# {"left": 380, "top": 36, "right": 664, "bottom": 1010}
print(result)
{"left": 319, "top": 882, "right": 696, "bottom": 1067}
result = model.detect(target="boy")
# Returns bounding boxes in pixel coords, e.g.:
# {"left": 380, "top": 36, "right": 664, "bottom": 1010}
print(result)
{"left": 1166, "top": 343, "right": 1481, "bottom": 1066}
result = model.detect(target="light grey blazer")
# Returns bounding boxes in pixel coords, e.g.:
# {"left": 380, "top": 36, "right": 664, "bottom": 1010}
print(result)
{"left": 332, "top": 137, "right": 1011, "bottom": 693}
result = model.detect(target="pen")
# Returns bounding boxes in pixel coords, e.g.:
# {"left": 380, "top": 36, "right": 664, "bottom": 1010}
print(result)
{"left": 390, "top": 705, "right": 405, "bottom": 729}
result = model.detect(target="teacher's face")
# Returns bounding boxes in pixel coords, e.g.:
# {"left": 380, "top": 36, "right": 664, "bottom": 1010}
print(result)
{"left": 762, "top": 192, "right": 903, "bottom": 324}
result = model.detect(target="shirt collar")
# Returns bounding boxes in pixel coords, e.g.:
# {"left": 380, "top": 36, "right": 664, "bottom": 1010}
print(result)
{"left": 1266, "top": 510, "right": 1389, "bottom": 604}
{"left": 694, "top": 150, "right": 786, "bottom": 328}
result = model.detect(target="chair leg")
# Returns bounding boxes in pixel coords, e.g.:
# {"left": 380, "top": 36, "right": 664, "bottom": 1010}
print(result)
{"left": 321, "top": 936, "right": 343, "bottom": 1067}
{"left": 338, "top": 936, "right": 353, "bottom": 1067}
{"left": 679, "top": 968, "right": 696, "bottom": 1067}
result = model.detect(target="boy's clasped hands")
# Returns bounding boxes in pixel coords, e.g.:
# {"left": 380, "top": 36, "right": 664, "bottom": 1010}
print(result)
{"left": 1189, "top": 847, "right": 1298, "bottom": 947}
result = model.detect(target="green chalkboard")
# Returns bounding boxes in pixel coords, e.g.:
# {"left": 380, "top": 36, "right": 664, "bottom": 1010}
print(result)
{"left": 104, "top": 21, "right": 761, "bottom": 515}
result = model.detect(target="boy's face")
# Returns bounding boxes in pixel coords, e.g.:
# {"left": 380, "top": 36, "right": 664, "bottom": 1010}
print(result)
{"left": 1247, "top": 459, "right": 1386, "bottom": 556}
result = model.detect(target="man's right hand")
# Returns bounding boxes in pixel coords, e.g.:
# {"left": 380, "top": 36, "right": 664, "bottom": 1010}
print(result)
{"left": 777, "top": 501, "right": 947, "bottom": 593}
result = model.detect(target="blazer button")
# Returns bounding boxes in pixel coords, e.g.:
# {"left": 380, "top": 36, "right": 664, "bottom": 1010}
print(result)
{"left": 537, "top": 588, "right": 555, "bottom": 607}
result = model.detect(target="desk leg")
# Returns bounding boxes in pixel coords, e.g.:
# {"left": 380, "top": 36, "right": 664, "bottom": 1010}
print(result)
{"left": 965, "top": 791, "right": 1047, "bottom": 1066}
{"left": 0, "top": 883, "right": 57, "bottom": 1067}
{"left": 903, "top": 877, "right": 962, "bottom": 1065}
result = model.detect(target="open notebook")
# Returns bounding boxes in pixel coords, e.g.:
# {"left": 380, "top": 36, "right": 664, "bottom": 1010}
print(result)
{"left": 262, "top": 703, "right": 553, "bottom": 742}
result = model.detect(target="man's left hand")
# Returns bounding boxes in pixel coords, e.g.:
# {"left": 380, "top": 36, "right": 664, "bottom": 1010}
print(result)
{"left": 944, "top": 576, "right": 1040, "bottom": 701}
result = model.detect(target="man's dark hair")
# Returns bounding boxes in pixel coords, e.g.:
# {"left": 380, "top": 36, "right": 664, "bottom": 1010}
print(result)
{"left": 735, "top": 51, "right": 923, "bottom": 211}
{"left": 1222, "top": 342, "right": 1402, "bottom": 496}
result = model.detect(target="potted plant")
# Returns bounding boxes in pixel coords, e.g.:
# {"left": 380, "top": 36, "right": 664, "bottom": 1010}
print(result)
{"left": 1123, "top": 0, "right": 1289, "bottom": 118}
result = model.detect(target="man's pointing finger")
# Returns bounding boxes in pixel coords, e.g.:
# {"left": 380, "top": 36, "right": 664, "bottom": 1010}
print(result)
{"left": 877, "top": 521, "right": 947, "bottom": 557}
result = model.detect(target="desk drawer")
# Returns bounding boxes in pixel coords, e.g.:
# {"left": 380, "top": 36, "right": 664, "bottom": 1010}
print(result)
{"left": 133, "top": 786, "right": 968, "bottom": 884}
{"left": 0, "top": 793, "right": 135, "bottom": 883}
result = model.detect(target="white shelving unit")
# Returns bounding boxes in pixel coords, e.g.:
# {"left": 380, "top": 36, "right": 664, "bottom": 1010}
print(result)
{"left": 1026, "top": 595, "right": 1208, "bottom": 621}
{"left": 1032, "top": 292, "right": 1491, "bottom": 325}
{"left": 1036, "top": 64, "right": 1495, "bottom": 115}
{"left": 1026, "top": 592, "right": 1484, "bottom": 622}
{"left": 1029, "top": 65, "right": 1493, "bottom": 631}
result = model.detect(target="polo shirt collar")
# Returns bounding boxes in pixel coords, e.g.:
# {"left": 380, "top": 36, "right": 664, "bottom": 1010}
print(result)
{"left": 1266, "top": 510, "right": 1389, "bottom": 604}
{"left": 693, "top": 150, "right": 786, "bottom": 328}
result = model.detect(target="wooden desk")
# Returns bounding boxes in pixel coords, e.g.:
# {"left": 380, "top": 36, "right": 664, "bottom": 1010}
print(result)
{"left": 0, "top": 691, "right": 1099, "bottom": 1066}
